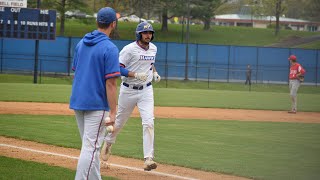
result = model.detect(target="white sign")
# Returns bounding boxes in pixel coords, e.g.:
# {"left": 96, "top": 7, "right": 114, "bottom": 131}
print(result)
{"left": 0, "top": 0, "right": 27, "bottom": 8}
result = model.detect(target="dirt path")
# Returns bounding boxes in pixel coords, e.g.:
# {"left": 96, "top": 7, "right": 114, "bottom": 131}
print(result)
{"left": 268, "top": 35, "right": 320, "bottom": 48}
{"left": 1, "top": 102, "right": 319, "bottom": 123}
{"left": 0, "top": 136, "right": 249, "bottom": 180}
{"left": 1, "top": 101, "right": 320, "bottom": 180}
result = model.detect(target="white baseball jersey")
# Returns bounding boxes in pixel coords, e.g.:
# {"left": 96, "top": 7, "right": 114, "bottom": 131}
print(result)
{"left": 105, "top": 40, "right": 157, "bottom": 159}
{"left": 120, "top": 41, "right": 157, "bottom": 84}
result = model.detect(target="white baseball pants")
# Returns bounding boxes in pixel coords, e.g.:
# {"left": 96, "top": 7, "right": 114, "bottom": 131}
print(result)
{"left": 74, "top": 110, "right": 108, "bottom": 180}
{"left": 105, "top": 83, "right": 155, "bottom": 159}
{"left": 289, "top": 79, "right": 301, "bottom": 111}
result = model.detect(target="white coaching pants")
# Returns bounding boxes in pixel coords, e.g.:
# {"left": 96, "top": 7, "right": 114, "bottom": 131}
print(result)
{"left": 74, "top": 110, "right": 108, "bottom": 180}
{"left": 105, "top": 83, "right": 155, "bottom": 158}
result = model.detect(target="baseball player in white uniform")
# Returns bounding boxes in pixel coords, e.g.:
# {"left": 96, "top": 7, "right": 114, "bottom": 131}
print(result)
{"left": 101, "top": 22, "right": 160, "bottom": 171}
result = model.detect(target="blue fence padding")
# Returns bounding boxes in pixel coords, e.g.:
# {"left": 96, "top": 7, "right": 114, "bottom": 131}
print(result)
{"left": 40, "top": 60, "right": 69, "bottom": 73}
{"left": 258, "top": 47, "right": 290, "bottom": 82}
{"left": 39, "top": 38, "right": 70, "bottom": 73}
{"left": 195, "top": 66, "right": 210, "bottom": 79}
{"left": 230, "top": 46, "right": 257, "bottom": 67}
{"left": 258, "top": 47, "right": 290, "bottom": 66}
{"left": 166, "top": 43, "right": 186, "bottom": 64}
{"left": 0, "top": 39, "right": 1, "bottom": 51}
{"left": 3, "top": 39, "right": 35, "bottom": 54}
{"left": 197, "top": 45, "right": 229, "bottom": 66}
{"left": 70, "top": 37, "right": 81, "bottom": 58}
{"left": 2, "top": 38, "right": 36, "bottom": 71}
{"left": 0, "top": 36, "right": 319, "bottom": 84}
{"left": 317, "top": 50, "right": 320, "bottom": 83}
{"left": 166, "top": 63, "right": 184, "bottom": 78}
{"left": 114, "top": 40, "right": 134, "bottom": 52}
{"left": 40, "top": 38, "right": 69, "bottom": 57}
{"left": 290, "top": 48, "right": 318, "bottom": 83}
{"left": 153, "top": 42, "right": 167, "bottom": 63}
{"left": 315, "top": 50, "right": 320, "bottom": 82}
{"left": 3, "top": 59, "right": 34, "bottom": 71}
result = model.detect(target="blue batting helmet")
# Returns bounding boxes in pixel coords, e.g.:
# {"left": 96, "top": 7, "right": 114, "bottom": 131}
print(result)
{"left": 135, "top": 22, "right": 154, "bottom": 41}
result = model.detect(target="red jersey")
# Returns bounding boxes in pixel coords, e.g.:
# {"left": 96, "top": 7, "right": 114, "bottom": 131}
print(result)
{"left": 289, "top": 63, "right": 305, "bottom": 79}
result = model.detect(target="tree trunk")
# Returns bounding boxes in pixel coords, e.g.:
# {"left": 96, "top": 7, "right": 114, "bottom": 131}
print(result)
{"left": 203, "top": 18, "right": 211, "bottom": 30}
{"left": 161, "top": 7, "right": 168, "bottom": 32}
{"left": 275, "top": 0, "right": 282, "bottom": 36}
{"left": 59, "top": 0, "right": 66, "bottom": 36}
{"left": 110, "top": 20, "right": 120, "bottom": 40}
{"left": 60, "top": 15, "right": 65, "bottom": 36}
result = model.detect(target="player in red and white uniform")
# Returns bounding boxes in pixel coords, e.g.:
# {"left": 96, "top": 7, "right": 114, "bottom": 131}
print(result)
{"left": 101, "top": 22, "right": 160, "bottom": 171}
{"left": 288, "top": 55, "right": 306, "bottom": 114}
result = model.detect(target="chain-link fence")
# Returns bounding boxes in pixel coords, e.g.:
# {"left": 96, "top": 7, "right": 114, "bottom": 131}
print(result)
{"left": 0, "top": 37, "right": 319, "bottom": 86}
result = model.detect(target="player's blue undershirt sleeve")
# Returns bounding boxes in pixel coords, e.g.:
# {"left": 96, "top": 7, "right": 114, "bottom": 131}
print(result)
{"left": 120, "top": 64, "right": 129, "bottom": 77}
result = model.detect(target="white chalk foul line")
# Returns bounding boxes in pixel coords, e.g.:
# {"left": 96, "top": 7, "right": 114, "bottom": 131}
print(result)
{"left": 0, "top": 143, "right": 199, "bottom": 180}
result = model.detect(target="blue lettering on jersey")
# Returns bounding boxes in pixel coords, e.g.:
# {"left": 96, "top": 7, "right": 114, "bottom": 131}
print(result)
{"left": 139, "top": 55, "right": 155, "bottom": 61}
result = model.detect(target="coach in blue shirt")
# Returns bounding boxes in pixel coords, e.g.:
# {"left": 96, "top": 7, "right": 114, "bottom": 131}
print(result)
{"left": 70, "top": 7, "right": 120, "bottom": 180}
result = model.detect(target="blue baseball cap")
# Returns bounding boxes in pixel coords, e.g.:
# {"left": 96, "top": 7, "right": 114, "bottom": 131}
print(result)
{"left": 97, "top": 7, "right": 116, "bottom": 24}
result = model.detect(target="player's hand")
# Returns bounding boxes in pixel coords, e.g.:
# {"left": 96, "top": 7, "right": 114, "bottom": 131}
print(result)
{"left": 153, "top": 72, "right": 161, "bottom": 83}
{"left": 104, "top": 116, "right": 114, "bottom": 126}
{"left": 134, "top": 73, "right": 147, "bottom": 82}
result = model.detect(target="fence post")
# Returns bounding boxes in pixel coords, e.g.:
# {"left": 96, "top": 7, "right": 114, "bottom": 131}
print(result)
{"left": 227, "top": 45, "right": 230, "bottom": 83}
{"left": 33, "top": 0, "right": 41, "bottom": 84}
{"left": 316, "top": 50, "right": 319, "bottom": 86}
{"left": 195, "top": 44, "right": 198, "bottom": 81}
{"left": 165, "top": 64, "right": 168, "bottom": 88}
{"left": 256, "top": 47, "right": 259, "bottom": 84}
{"left": 208, "top": 67, "right": 210, "bottom": 88}
{"left": 0, "top": 39, "right": 3, "bottom": 73}
{"left": 33, "top": 40, "right": 39, "bottom": 84}
{"left": 67, "top": 37, "right": 72, "bottom": 76}
{"left": 39, "top": 58, "right": 42, "bottom": 84}
{"left": 165, "top": 42, "right": 168, "bottom": 88}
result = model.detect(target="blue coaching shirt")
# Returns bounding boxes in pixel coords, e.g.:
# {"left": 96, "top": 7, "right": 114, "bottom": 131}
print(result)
{"left": 70, "top": 30, "right": 120, "bottom": 111}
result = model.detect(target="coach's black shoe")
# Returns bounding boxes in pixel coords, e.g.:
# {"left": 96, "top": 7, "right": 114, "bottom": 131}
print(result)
{"left": 144, "top": 157, "right": 157, "bottom": 171}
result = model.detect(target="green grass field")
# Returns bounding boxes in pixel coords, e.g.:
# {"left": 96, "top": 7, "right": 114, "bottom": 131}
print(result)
{"left": 0, "top": 156, "right": 117, "bottom": 180}
{"left": 58, "top": 19, "right": 320, "bottom": 49}
{"left": 0, "top": 75, "right": 319, "bottom": 179}
{"left": 0, "top": 115, "right": 319, "bottom": 180}
{"left": 0, "top": 81, "right": 319, "bottom": 112}
{"left": 294, "top": 40, "right": 320, "bottom": 49}
{"left": 2, "top": 74, "right": 320, "bottom": 93}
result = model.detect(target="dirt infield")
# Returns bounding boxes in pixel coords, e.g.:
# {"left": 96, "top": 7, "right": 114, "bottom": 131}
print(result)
{"left": 1, "top": 102, "right": 319, "bottom": 123}
{"left": 1, "top": 101, "right": 320, "bottom": 180}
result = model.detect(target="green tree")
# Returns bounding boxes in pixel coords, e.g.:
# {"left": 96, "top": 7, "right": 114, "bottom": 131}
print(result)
{"left": 103, "top": 0, "right": 132, "bottom": 39}
{"left": 104, "top": 0, "right": 131, "bottom": 13}
{"left": 261, "top": 0, "right": 287, "bottom": 36}
{"left": 39, "top": 0, "right": 87, "bottom": 36}
{"left": 274, "top": 0, "right": 283, "bottom": 35}
{"left": 158, "top": 0, "right": 182, "bottom": 32}
{"left": 215, "top": 1, "right": 240, "bottom": 14}
{"left": 27, "top": 0, "right": 39, "bottom": 8}
{"left": 191, "top": 0, "right": 222, "bottom": 30}
{"left": 302, "top": 0, "right": 320, "bottom": 21}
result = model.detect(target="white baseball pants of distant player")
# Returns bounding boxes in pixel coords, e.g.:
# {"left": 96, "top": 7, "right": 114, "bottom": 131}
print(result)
{"left": 105, "top": 82, "right": 155, "bottom": 159}
{"left": 74, "top": 110, "right": 108, "bottom": 180}
{"left": 289, "top": 79, "right": 301, "bottom": 111}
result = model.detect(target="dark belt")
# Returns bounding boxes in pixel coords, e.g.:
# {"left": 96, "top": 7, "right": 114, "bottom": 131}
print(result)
{"left": 123, "top": 82, "right": 152, "bottom": 90}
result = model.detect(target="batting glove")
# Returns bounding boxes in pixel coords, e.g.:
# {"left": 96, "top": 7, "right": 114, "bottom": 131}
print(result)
{"left": 134, "top": 72, "right": 148, "bottom": 82}
{"left": 153, "top": 72, "right": 161, "bottom": 83}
